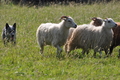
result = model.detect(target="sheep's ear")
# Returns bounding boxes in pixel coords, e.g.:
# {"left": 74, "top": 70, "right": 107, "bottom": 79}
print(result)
{"left": 5, "top": 23, "right": 9, "bottom": 29}
{"left": 103, "top": 18, "right": 108, "bottom": 22}
{"left": 105, "top": 18, "right": 108, "bottom": 20}
{"left": 103, "top": 19, "right": 106, "bottom": 22}
{"left": 13, "top": 23, "right": 16, "bottom": 29}
{"left": 60, "top": 16, "right": 68, "bottom": 20}
{"left": 91, "top": 17, "right": 97, "bottom": 21}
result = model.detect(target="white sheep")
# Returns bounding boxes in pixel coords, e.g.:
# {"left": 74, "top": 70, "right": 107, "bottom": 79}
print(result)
{"left": 66, "top": 18, "right": 117, "bottom": 57}
{"left": 36, "top": 16, "right": 77, "bottom": 57}
{"left": 64, "top": 17, "right": 103, "bottom": 54}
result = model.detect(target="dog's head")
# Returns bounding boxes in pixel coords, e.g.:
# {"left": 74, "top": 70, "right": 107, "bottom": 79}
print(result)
{"left": 5, "top": 23, "right": 16, "bottom": 41}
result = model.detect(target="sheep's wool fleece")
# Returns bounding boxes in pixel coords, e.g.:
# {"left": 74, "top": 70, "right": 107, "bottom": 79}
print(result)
{"left": 69, "top": 24, "right": 113, "bottom": 51}
{"left": 37, "top": 22, "right": 69, "bottom": 46}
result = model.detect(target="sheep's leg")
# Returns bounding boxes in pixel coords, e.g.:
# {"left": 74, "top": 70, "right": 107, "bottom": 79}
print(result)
{"left": 37, "top": 38, "right": 44, "bottom": 54}
{"left": 118, "top": 49, "right": 120, "bottom": 58}
{"left": 104, "top": 49, "right": 108, "bottom": 55}
{"left": 86, "top": 50, "right": 89, "bottom": 55}
{"left": 81, "top": 50, "right": 85, "bottom": 56}
{"left": 40, "top": 44, "right": 44, "bottom": 54}
{"left": 64, "top": 43, "right": 68, "bottom": 53}
{"left": 104, "top": 49, "right": 109, "bottom": 57}
{"left": 66, "top": 44, "right": 70, "bottom": 54}
{"left": 99, "top": 51, "right": 102, "bottom": 58}
{"left": 55, "top": 45, "right": 62, "bottom": 57}
{"left": 66, "top": 43, "right": 73, "bottom": 54}
{"left": 93, "top": 51, "right": 96, "bottom": 58}
{"left": 40, "top": 46, "right": 44, "bottom": 54}
{"left": 109, "top": 46, "right": 114, "bottom": 56}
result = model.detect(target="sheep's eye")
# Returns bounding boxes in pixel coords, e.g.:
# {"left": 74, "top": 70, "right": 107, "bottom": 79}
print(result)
{"left": 108, "top": 21, "right": 111, "bottom": 23}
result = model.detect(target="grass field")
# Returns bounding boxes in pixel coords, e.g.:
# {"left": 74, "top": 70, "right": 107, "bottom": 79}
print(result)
{"left": 0, "top": 1, "right": 120, "bottom": 80}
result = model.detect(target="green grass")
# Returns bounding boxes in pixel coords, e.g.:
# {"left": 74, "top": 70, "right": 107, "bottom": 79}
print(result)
{"left": 1, "top": 1, "right": 120, "bottom": 80}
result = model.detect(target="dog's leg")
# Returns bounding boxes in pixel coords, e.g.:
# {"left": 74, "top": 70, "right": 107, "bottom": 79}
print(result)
{"left": 12, "top": 37, "right": 16, "bottom": 45}
{"left": 14, "top": 41, "right": 16, "bottom": 44}
{"left": 12, "top": 41, "right": 16, "bottom": 45}
{"left": 2, "top": 33, "right": 6, "bottom": 46}
{"left": 4, "top": 40, "right": 6, "bottom": 45}
{"left": 3, "top": 39, "right": 7, "bottom": 46}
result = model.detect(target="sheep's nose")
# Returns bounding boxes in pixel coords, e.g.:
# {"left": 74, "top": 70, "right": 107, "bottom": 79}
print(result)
{"left": 115, "top": 24, "right": 117, "bottom": 27}
{"left": 74, "top": 24, "right": 77, "bottom": 28}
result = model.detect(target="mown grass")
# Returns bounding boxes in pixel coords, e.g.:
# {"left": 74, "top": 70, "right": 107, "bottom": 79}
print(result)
{"left": 0, "top": 1, "right": 120, "bottom": 80}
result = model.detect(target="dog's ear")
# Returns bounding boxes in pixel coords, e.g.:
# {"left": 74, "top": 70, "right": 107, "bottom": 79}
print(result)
{"left": 13, "top": 23, "right": 16, "bottom": 30}
{"left": 5, "top": 23, "right": 9, "bottom": 29}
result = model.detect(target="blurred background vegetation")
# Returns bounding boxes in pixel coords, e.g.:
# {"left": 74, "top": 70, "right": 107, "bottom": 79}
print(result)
{"left": 0, "top": 0, "right": 119, "bottom": 6}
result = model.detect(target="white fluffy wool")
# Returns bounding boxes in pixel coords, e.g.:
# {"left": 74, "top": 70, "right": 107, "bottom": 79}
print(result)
{"left": 36, "top": 16, "right": 77, "bottom": 57}
{"left": 64, "top": 17, "right": 103, "bottom": 53}
{"left": 66, "top": 18, "right": 117, "bottom": 56}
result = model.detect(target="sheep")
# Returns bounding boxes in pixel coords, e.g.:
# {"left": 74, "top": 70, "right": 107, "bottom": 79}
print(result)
{"left": 90, "top": 19, "right": 120, "bottom": 57}
{"left": 66, "top": 18, "right": 117, "bottom": 57}
{"left": 86, "top": 18, "right": 120, "bottom": 57}
{"left": 36, "top": 16, "right": 77, "bottom": 57}
{"left": 64, "top": 17, "right": 103, "bottom": 54}
{"left": 90, "top": 18, "right": 120, "bottom": 57}
{"left": 90, "top": 17, "right": 103, "bottom": 26}
{"left": 109, "top": 22, "right": 120, "bottom": 55}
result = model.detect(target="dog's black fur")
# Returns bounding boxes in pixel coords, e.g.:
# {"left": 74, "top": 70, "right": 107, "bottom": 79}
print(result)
{"left": 2, "top": 23, "right": 16, "bottom": 45}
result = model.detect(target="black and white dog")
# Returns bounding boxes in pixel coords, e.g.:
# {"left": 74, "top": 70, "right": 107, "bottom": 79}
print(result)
{"left": 2, "top": 23, "right": 16, "bottom": 45}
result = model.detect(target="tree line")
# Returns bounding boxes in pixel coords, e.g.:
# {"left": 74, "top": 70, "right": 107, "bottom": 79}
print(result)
{"left": 2, "top": 0, "right": 116, "bottom": 5}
